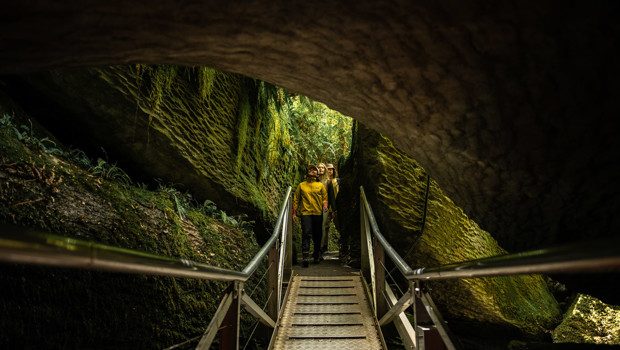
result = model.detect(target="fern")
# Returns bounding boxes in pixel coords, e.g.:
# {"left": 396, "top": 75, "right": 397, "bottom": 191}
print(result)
{"left": 91, "top": 158, "right": 132, "bottom": 185}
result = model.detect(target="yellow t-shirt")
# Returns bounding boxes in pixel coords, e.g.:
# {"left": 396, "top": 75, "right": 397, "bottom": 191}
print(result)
{"left": 294, "top": 180, "right": 328, "bottom": 216}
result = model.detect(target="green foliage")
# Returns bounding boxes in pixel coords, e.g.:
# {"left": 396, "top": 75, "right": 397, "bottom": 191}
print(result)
{"left": 199, "top": 199, "right": 218, "bottom": 216}
{"left": 156, "top": 183, "right": 256, "bottom": 233}
{"left": 236, "top": 83, "right": 252, "bottom": 169}
{"left": 202, "top": 201, "right": 255, "bottom": 232}
{"left": 0, "top": 114, "right": 63, "bottom": 155}
{"left": 156, "top": 182, "right": 191, "bottom": 220}
{"left": 196, "top": 66, "right": 218, "bottom": 100}
{"left": 66, "top": 148, "right": 92, "bottom": 169}
{"left": 0, "top": 123, "right": 264, "bottom": 348}
{"left": 91, "top": 157, "right": 132, "bottom": 185}
{"left": 279, "top": 97, "right": 353, "bottom": 167}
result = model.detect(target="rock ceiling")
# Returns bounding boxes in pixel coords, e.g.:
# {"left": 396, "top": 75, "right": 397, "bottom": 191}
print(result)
{"left": 1, "top": 1, "right": 619, "bottom": 250}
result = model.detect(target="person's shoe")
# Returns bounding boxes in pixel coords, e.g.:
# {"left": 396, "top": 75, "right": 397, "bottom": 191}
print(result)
{"left": 302, "top": 260, "right": 309, "bottom": 268}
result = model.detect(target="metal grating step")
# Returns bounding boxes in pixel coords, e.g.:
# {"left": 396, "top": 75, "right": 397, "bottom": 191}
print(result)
{"left": 272, "top": 275, "right": 384, "bottom": 350}
{"left": 296, "top": 295, "right": 359, "bottom": 302}
{"left": 292, "top": 314, "right": 365, "bottom": 325}
{"left": 279, "top": 338, "right": 376, "bottom": 350}
{"left": 287, "top": 325, "right": 368, "bottom": 338}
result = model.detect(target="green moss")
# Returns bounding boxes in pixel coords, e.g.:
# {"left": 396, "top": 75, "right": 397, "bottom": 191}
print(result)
{"left": 95, "top": 65, "right": 298, "bottom": 235}
{"left": 339, "top": 124, "right": 561, "bottom": 340}
{"left": 553, "top": 294, "right": 620, "bottom": 344}
{"left": 0, "top": 126, "right": 264, "bottom": 348}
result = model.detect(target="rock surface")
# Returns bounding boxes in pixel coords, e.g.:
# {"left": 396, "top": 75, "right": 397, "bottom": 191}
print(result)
{"left": 1, "top": 1, "right": 619, "bottom": 252}
{"left": 553, "top": 294, "right": 620, "bottom": 345}
{"left": 338, "top": 123, "right": 561, "bottom": 344}
{"left": 0, "top": 110, "right": 265, "bottom": 348}
{"left": 4, "top": 66, "right": 299, "bottom": 241}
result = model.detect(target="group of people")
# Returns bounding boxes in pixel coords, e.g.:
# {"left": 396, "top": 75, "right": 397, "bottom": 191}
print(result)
{"left": 292, "top": 162, "right": 340, "bottom": 267}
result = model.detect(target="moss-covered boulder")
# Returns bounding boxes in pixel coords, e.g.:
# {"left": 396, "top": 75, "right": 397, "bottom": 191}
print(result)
{"left": 338, "top": 123, "right": 561, "bottom": 343}
{"left": 553, "top": 294, "right": 620, "bottom": 345}
{"left": 6, "top": 65, "right": 299, "bottom": 241}
{"left": 0, "top": 103, "right": 272, "bottom": 348}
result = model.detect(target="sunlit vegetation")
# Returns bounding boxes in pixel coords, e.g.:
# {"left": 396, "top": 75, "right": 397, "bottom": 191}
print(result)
{"left": 0, "top": 64, "right": 351, "bottom": 348}
{"left": 135, "top": 63, "right": 353, "bottom": 173}
{"left": 278, "top": 96, "right": 352, "bottom": 168}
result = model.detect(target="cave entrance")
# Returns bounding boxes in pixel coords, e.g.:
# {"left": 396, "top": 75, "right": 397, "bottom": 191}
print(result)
{"left": 279, "top": 95, "right": 353, "bottom": 261}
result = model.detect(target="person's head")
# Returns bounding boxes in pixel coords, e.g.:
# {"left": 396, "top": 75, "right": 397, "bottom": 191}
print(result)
{"left": 307, "top": 164, "right": 319, "bottom": 179}
{"left": 327, "top": 163, "right": 338, "bottom": 178}
{"left": 317, "top": 163, "right": 327, "bottom": 176}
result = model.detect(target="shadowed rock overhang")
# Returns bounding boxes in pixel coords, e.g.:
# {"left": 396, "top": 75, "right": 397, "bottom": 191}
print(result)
{"left": 1, "top": 0, "right": 619, "bottom": 250}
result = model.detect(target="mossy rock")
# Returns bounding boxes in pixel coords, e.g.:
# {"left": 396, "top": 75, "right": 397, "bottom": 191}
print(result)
{"left": 553, "top": 294, "right": 620, "bottom": 345}
{"left": 0, "top": 118, "right": 268, "bottom": 348}
{"left": 338, "top": 122, "right": 561, "bottom": 343}
{"left": 9, "top": 65, "right": 298, "bottom": 241}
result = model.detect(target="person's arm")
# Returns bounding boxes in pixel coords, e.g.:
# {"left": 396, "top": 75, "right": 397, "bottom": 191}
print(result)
{"left": 293, "top": 185, "right": 300, "bottom": 221}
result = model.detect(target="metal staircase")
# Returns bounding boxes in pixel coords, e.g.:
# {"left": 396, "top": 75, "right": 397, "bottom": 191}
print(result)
{"left": 270, "top": 275, "right": 385, "bottom": 349}
{"left": 2, "top": 185, "right": 619, "bottom": 349}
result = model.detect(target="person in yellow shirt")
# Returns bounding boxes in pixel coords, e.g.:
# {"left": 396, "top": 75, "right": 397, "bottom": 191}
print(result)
{"left": 293, "top": 164, "right": 328, "bottom": 267}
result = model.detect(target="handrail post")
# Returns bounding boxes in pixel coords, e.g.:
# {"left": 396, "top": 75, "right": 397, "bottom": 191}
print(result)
{"left": 268, "top": 242, "right": 278, "bottom": 321}
{"left": 284, "top": 198, "right": 293, "bottom": 281}
{"left": 412, "top": 280, "right": 420, "bottom": 348}
{"left": 219, "top": 281, "right": 242, "bottom": 350}
{"left": 374, "top": 239, "right": 388, "bottom": 319}
{"left": 360, "top": 190, "right": 371, "bottom": 282}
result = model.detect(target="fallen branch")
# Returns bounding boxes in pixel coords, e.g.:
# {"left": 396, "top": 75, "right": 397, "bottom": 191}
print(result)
{"left": 9, "top": 197, "right": 46, "bottom": 208}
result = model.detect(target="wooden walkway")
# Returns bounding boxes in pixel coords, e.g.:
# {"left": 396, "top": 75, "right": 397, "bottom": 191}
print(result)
{"left": 271, "top": 253, "right": 385, "bottom": 350}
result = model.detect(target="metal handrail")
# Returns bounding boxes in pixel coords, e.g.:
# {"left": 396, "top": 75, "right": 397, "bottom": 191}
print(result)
{"left": 242, "top": 186, "right": 292, "bottom": 278}
{"left": 360, "top": 186, "right": 620, "bottom": 281}
{"left": 0, "top": 186, "right": 293, "bottom": 282}
{"left": 1, "top": 186, "right": 293, "bottom": 349}
{"left": 360, "top": 185, "right": 620, "bottom": 350}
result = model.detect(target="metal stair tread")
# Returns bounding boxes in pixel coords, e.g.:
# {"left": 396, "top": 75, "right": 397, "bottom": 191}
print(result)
{"left": 271, "top": 274, "right": 384, "bottom": 350}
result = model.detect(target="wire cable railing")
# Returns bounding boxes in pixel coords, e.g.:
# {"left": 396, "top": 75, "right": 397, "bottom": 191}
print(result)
{"left": 0, "top": 186, "right": 294, "bottom": 350}
{"left": 359, "top": 186, "right": 620, "bottom": 350}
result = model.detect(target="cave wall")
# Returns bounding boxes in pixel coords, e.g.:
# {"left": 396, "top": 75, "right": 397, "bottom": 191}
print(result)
{"left": 337, "top": 123, "right": 561, "bottom": 344}
{"left": 1, "top": 1, "right": 619, "bottom": 251}
{"left": 3, "top": 66, "right": 299, "bottom": 241}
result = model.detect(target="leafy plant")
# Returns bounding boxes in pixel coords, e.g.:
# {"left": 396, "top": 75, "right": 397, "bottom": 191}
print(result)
{"left": 0, "top": 114, "right": 64, "bottom": 155}
{"left": 0, "top": 114, "right": 15, "bottom": 128}
{"left": 35, "top": 137, "right": 64, "bottom": 155}
{"left": 91, "top": 158, "right": 132, "bottom": 185}
{"left": 156, "top": 182, "right": 192, "bottom": 220}
{"left": 67, "top": 148, "right": 92, "bottom": 169}
{"left": 199, "top": 199, "right": 218, "bottom": 216}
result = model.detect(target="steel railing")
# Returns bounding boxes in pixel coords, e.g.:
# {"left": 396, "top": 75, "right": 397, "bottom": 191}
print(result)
{"left": 0, "top": 186, "right": 294, "bottom": 350}
{"left": 359, "top": 186, "right": 620, "bottom": 350}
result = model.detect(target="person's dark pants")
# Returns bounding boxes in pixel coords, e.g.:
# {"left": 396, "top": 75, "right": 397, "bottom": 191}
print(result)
{"left": 301, "top": 215, "right": 323, "bottom": 259}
